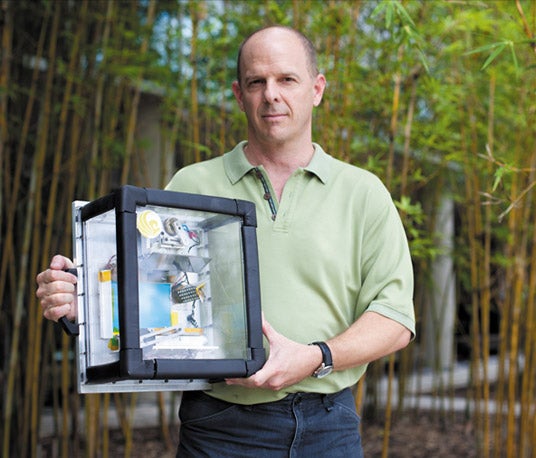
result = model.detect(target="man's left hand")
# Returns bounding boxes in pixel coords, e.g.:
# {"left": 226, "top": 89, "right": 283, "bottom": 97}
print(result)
{"left": 225, "top": 317, "right": 322, "bottom": 391}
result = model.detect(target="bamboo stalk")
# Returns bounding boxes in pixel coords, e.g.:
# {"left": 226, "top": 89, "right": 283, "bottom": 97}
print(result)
{"left": 354, "top": 376, "right": 365, "bottom": 419}
{"left": 89, "top": 0, "right": 114, "bottom": 200}
{"left": 102, "top": 393, "right": 111, "bottom": 458}
{"left": 120, "top": 0, "right": 156, "bottom": 184}
{"left": 60, "top": 335, "right": 72, "bottom": 457}
{"left": 317, "top": 17, "right": 334, "bottom": 151}
{"left": 0, "top": 6, "right": 10, "bottom": 211}
{"left": 520, "top": 152, "right": 536, "bottom": 456}
{"left": 512, "top": 4, "right": 536, "bottom": 453}
{"left": 457, "top": 81, "right": 486, "bottom": 449}
{"left": 508, "top": 112, "right": 534, "bottom": 458}
{"left": 493, "top": 191, "right": 516, "bottom": 458}
{"left": 386, "top": 45, "right": 404, "bottom": 187}
{"left": 0, "top": 4, "right": 14, "bottom": 448}
{"left": 0, "top": 0, "right": 12, "bottom": 257}
{"left": 58, "top": 72, "right": 88, "bottom": 457}
{"left": 0, "top": 0, "right": 47, "bottom": 316}
{"left": 99, "top": 79, "right": 126, "bottom": 197}
{"left": 33, "top": 4, "right": 88, "bottom": 456}
{"left": 86, "top": 394, "right": 101, "bottom": 458}
{"left": 327, "top": 1, "right": 342, "bottom": 155}
{"left": 124, "top": 393, "right": 139, "bottom": 457}
{"left": 341, "top": 2, "right": 361, "bottom": 161}
{"left": 479, "top": 72, "right": 496, "bottom": 458}
{"left": 157, "top": 392, "right": 173, "bottom": 451}
{"left": 519, "top": 193, "right": 535, "bottom": 458}
{"left": 189, "top": 0, "right": 201, "bottom": 165}
{"left": 15, "top": 4, "right": 61, "bottom": 457}
{"left": 400, "top": 73, "right": 417, "bottom": 195}
{"left": 506, "top": 255, "right": 523, "bottom": 458}
{"left": 160, "top": 3, "right": 186, "bottom": 186}
{"left": 381, "top": 355, "right": 395, "bottom": 458}
{"left": 515, "top": 0, "right": 536, "bottom": 54}
{"left": 5, "top": 138, "right": 38, "bottom": 458}
{"left": 218, "top": 2, "right": 229, "bottom": 156}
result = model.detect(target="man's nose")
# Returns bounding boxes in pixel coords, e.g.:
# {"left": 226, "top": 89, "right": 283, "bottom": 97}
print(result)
{"left": 263, "top": 80, "right": 279, "bottom": 103}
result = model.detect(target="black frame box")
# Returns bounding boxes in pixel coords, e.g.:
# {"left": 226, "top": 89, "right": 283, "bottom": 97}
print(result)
{"left": 67, "top": 185, "right": 265, "bottom": 393}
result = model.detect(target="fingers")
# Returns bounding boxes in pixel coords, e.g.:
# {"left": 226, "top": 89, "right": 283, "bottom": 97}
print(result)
{"left": 49, "top": 254, "right": 75, "bottom": 271}
{"left": 36, "top": 254, "right": 76, "bottom": 286}
{"left": 36, "top": 267, "right": 76, "bottom": 287}
{"left": 37, "top": 278, "right": 77, "bottom": 321}
{"left": 43, "top": 302, "right": 75, "bottom": 322}
{"left": 225, "top": 318, "right": 316, "bottom": 391}
{"left": 36, "top": 255, "right": 77, "bottom": 323}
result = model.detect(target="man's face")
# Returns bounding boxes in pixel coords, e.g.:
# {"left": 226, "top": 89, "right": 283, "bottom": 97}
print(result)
{"left": 232, "top": 28, "right": 326, "bottom": 149}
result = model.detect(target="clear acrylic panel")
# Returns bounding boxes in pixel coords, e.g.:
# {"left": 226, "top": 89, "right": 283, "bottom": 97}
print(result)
{"left": 82, "top": 208, "right": 118, "bottom": 368}
{"left": 134, "top": 205, "right": 248, "bottom": 361}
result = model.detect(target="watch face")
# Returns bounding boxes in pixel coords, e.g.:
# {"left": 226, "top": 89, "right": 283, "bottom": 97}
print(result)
{"left": 313, "top": 365, "right": 333, "bottom": 378}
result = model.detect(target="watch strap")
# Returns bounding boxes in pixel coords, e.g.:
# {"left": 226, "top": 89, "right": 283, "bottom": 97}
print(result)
{"left": 310, "top": 341, "right": 333, "bottom": 369}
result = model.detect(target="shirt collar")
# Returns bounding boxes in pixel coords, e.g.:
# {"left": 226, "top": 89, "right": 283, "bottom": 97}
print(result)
{"left": 224, "top": 141, "right": 331, "bottom": 185}
{"left": 305, "top": 143, "right": 330, "bottom": 184}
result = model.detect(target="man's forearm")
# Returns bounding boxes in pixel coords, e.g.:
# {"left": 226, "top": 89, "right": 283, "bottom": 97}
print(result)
{"left": 327, "top": 311, "right": 412, "bottom": 371}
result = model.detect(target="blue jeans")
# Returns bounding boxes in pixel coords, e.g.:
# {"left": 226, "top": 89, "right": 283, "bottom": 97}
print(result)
{"left": 177, "top": 388, "right": 363, "bottom": 457}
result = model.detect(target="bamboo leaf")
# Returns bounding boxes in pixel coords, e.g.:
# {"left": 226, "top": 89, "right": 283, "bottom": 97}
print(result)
{"left": 370, "top": 1, "right": 390, "bottom": 26}
{"left": 371, "top": 0, "right": 416, "bottom": 30}
{"left": 464, "top": 41, "right": 508, "bottom": 56}
{"left": 492, "top": 167, "right": 506, "bottom": 192}
{"left": 508, "top": 41, "right": 519, "bottom": 71}
{"left": 480, "top": 43, "right": 506, "bottom": 70}
{"left": 392, "top": 0, "right": 416, "bottom": 28}
{"left": 417, "top": 48, "right": 430, "bottom": 74}
{"left": 465, "top": 40, "right": 524, "bottom": 71}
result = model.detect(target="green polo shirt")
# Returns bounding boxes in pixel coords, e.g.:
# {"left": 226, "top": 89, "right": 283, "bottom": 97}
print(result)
{"left": 166, "top": 141, "right": 415, "bottom": 405}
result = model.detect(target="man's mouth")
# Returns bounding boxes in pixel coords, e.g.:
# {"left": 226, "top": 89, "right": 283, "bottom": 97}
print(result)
{"left": 262, "top": 113, "right": 286, "bottom": 119}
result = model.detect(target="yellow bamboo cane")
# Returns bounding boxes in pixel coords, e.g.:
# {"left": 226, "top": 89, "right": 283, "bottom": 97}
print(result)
{"left": 37, "top": 4, "right": 88, "bottom": 456}
{"left": 520, "top": 160, "right": 536, "bottom": 456}
{"left": 19, "top": 3, "right": 61, "bottom": 457}
{"left": 120, "top": 0, "right": 157, "bottom": 184}
{"left": 189, "top": 0, "right": 201, "bottom": 165}
{"left": 89, "top": 0, "right": 114, "bottom": 200}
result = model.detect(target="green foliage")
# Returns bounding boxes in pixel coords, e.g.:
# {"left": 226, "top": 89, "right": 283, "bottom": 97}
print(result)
{"left": 372, "top": 0, "right": 417, "bottom": 30}
{"left": 371, "top": 0, "right": 430, "bottom": 73}
{"left": 395, "top": 195, "right": 442, "bottom": 261}
{"left": 465, "top": 39, "right": 524, "bottom": 71}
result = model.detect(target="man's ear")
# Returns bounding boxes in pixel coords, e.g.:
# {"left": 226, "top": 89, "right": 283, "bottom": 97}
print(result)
{"left": 232, "top": 80, "right": 245, "bottom": 112}
{"left": 313, "top": 73, "right": 326, "bottom": 107}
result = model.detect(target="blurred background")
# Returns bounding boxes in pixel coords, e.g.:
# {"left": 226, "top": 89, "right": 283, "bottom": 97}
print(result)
{"left": 1, "top": 0, "right": 535, "bottom": 456}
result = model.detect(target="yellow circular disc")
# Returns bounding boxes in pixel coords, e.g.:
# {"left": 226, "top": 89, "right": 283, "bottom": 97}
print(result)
{"left": 137, "top": 210, "right": 163, "bottom": 238}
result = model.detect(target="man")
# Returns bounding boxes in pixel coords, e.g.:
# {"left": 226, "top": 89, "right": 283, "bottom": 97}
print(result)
{"left": 37, "top": 26, "right": 415, "bottom": 457}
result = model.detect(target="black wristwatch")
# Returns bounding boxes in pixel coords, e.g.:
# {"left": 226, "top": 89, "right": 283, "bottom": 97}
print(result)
{"left": 309, "top": 341, "right": 333, "bottom": 378}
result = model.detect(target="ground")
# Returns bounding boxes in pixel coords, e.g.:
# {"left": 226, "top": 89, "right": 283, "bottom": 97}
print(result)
{"left": 106, "top": 411, "right": 479, "bottom": 457}
{"left": 361, "top": 413, "right": 479, "bottom": 457}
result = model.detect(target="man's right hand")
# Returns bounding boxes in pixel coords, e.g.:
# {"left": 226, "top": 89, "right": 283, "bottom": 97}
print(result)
{"left": 36, "top": 254, "right": 78, "bottom": 322}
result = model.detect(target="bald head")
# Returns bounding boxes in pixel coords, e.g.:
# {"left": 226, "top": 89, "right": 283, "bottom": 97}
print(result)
{"left": 236, "top": 26, "right": 319, "bottom": 85}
